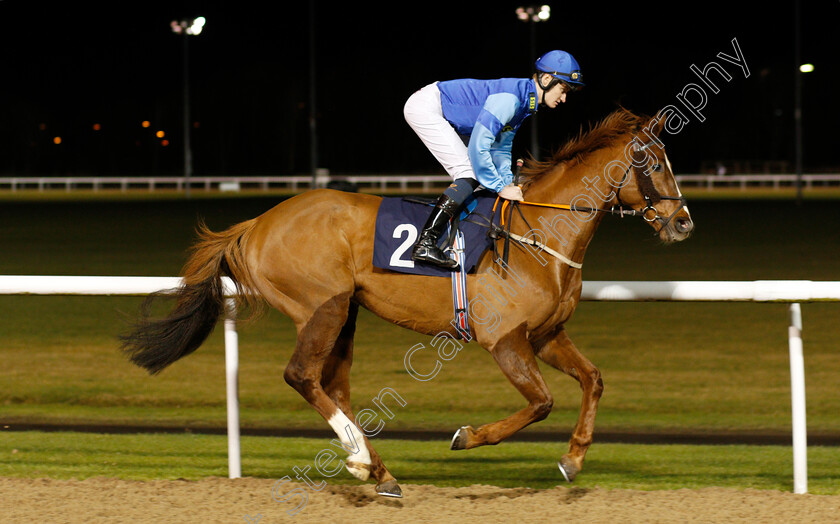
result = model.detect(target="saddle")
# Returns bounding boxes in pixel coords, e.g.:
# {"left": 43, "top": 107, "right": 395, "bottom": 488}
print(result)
{"left": 372, "top": 191, "right": 498, "bottom": 277}
{"left": 372, "top": 190, "right": 502, "bottom": 341}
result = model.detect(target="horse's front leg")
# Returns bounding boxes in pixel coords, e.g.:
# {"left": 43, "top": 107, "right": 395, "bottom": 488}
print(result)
{"left": 450, "top": 323, "right": 553, "bottom": 449}
{"left": 534, "top": 327, "right": 604, "bottom": 482}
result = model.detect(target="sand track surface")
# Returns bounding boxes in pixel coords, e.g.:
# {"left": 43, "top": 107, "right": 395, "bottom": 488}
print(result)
{"left": 2, "top": 477, "right": 839, "bottom": 523}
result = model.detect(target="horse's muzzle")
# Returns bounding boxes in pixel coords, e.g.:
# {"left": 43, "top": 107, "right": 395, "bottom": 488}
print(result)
{"left": 661, "top": 215, "right": 694, "bottom": 243}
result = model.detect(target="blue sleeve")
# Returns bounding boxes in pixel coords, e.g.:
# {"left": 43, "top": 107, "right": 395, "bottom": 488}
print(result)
{"left": 468, "top": 93, "right": 518, "bottom": 193}
{"left": 491, "top": 132, "right": 514, "bottom": 185}
{"left": 468, "top": 124, "right": 504, "bottom": 192}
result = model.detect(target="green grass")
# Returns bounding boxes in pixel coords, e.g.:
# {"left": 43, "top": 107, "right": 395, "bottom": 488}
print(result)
{"left": 1, "top": 296, "right": 838, "bottom": 434}
{"left": 2, "top": 431, "right": 839, "bottom": 495}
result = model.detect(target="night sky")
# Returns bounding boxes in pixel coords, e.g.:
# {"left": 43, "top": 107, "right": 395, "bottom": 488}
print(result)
{"left": 1, "top": 1, "right": 837, "bottom": 177}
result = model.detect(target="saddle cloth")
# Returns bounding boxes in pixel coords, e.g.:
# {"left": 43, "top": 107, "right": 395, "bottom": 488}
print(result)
{"left": 372, "top": 192, "right": 496, "bottom": 277}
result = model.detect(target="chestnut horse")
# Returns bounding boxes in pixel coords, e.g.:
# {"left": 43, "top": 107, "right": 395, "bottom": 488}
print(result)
{"left": 121, "top": 108, "right": 693, "bottom": 498}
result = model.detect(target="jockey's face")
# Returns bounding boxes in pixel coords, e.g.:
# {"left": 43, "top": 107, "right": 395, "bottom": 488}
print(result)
{"left": 544, "top": 81, "right": 569, "bottom": 108}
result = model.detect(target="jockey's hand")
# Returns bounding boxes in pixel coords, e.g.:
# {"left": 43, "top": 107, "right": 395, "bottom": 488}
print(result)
{"left": 499, "top": 184, "right": 524, "bottom": 201}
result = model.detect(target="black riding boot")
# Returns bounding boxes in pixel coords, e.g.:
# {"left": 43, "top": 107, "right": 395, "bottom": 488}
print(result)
{"left": 412, "top": 194, "right": 462, "bottom": 270}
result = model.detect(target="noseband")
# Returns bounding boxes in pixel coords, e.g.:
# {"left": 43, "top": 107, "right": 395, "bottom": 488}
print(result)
{"left": 613, "top": 140, "right": 687, "bottom": 232}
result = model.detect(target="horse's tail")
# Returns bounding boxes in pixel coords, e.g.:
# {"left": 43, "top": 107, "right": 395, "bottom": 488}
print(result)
{"left": 120, "top": 218, "right": 263, "bottom": 375}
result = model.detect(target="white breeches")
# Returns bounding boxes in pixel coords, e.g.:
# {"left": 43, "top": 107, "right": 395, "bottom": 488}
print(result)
{"left": 404, "top": 83, "right": 476, "bottom": 181}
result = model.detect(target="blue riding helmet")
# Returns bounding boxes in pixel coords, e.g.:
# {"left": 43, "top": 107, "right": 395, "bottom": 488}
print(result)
{"left": 535, "top": 50, "right": 584, "bottom": 90}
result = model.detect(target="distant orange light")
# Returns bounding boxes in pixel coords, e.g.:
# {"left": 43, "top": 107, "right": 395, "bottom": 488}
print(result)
{"left": 53, "top": 136, "right": 62, "bottom": 145}
{"left": 156, "top": 130, "right": 165, "bottom": 138}
{"left": 93, "top": 123, "right": 102, "bottom": 131}
{"left": 141, "top": 120, "right": 151, "bottom": 128}
{"left": 161, "top": 139, "right": 170, "bottom": 147}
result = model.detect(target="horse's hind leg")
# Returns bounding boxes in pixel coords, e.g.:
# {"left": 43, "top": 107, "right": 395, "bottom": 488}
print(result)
{"left": 534, "top": 327, "right": 604, "bottom": 482}
{"left": 282, "top": 292, "right": 375, "bottom": 482}
{"left": 320, "top": 302, "right": 401, "bottom": 497}
{"left": 450, "top": 324, "right": 553, "bottom": 449}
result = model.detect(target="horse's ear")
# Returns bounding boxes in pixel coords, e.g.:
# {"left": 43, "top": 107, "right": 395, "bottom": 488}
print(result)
{"left": 649, "top": 111, "right": 667, "bottom": 137}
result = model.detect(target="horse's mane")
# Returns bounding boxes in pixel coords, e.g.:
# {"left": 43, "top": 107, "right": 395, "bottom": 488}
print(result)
{"left": 521, "top": 108, "right": 648, "bottom": 185}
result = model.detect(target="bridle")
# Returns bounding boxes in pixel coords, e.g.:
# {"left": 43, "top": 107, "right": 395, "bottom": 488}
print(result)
{"left": 495, "top": 139, "right": 688, "bottom": 230}
{"left": 477, "top": 139, "right": 689, "bottom": 268}
{"left": 612, "top": 140, "right": 688, "bottom": 233}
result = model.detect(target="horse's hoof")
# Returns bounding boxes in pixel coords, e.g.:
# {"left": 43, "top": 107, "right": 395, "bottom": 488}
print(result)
{"left": 450, "top": 426, "right": 471, "bottom": 450}
{"left": 346, "top": 461, "right": 371, "bottom": 481}
{"left": 376, "top": 479, "right": 403, "bottom": 498}
{"left": 558, "top": 456, "right": 579, "bottom": 482}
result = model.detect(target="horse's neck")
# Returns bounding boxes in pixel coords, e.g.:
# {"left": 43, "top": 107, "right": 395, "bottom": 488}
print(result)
{"left": 520, "top": 149, "right": 619, "bottom": 263}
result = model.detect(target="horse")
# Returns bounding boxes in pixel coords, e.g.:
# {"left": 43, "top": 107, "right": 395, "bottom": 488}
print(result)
{"left": 120, "top": 108, "right": 694, "bottom": 498}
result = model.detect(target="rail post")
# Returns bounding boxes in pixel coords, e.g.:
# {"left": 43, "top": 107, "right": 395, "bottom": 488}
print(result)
{"left": 224, "top": 297, "right": 242, "bottom": 479}
{"left": 788, "top": 302, "right": 807, "bottom": 494}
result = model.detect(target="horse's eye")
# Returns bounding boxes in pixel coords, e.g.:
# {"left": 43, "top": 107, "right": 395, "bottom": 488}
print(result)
{"left": 652, "top": 163, "right": 663, "bottom": 172}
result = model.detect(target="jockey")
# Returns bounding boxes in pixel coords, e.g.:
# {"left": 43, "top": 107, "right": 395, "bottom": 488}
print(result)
{"left": 404, "top": 50, "right": 584, "bottom": 270}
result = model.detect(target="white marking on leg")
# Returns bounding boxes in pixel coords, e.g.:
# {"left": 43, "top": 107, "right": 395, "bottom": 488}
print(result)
{"left": 327, "top": 410, "right": 371, "bottom": 481}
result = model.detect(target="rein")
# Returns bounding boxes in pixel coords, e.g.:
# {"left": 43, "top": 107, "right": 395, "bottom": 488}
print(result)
{"left": 484, "top": 197, "right": 585, "bottom": 269}
{"left": 507, "top": 141, "right": 688, "bottom": 228}
{"left": 479, "top": 142, "right": 688, "bottom": 269}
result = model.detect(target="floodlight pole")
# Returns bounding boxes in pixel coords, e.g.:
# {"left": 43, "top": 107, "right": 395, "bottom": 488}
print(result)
{"left": 793, "top": 0, "right": 803, "bottom": 206}
{"left": 183, "top": 34, "right": 193, "bottom": 198}
{"left": 516, "top": 5, "right": 550, "bottom": 160}
{"left": 309, "top": 0, "right": 319, "bottom": 190}
{"left": 529, "top": 20, "right": 538, "bottom": 158}
{"left": 172, "top": 17, "right": 205, "bottom": 198}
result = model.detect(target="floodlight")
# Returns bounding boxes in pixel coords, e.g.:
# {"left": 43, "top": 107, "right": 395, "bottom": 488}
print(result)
{"left": 187, "top": 17, "right": 206, "bottom": 35}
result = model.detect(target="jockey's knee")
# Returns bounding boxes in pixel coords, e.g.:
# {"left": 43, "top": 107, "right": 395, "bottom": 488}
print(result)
{"left": 444, "top": 177, "right": 480, "bottom": 205}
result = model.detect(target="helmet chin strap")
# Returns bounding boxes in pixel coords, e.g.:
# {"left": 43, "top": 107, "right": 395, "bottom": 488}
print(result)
{"left": 536, "top": 73, "right": 561, "bottom": 106}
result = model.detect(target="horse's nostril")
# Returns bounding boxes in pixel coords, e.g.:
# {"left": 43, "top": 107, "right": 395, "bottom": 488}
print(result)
{"left": 676, "top": 217, "right": 694, "bottom": 234}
